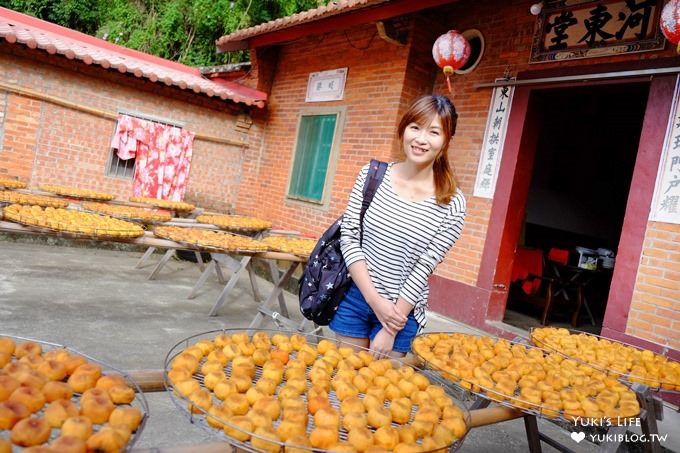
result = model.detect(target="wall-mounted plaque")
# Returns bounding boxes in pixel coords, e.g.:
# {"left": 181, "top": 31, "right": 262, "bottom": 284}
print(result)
{"left": 530, "top": 0, "right": 665, "bottom": 63}
{"left": 473, "top": 79, "right": 515, "bottom": 199}
{"left": 306, "top": 68, "right": 348, "bottom": 102}
{"left": 650, "top": 75, "right": 680, "bottom": 225}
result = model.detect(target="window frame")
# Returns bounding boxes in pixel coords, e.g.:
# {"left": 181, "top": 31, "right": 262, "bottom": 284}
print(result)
{"left": 285, "top": 106, "right": 346, "bottom": 209}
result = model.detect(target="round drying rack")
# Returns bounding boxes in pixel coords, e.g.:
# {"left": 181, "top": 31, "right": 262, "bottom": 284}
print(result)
{"left": 194, "top": 214, "right": 273, "bottom": 234}
{"left": 0, "top": 333, "right": 149, "bottom": 452}
{"left": 411, "top": 332, "right": 642, "bottom": 425}
{"left": 80, "top": 202, "right": 173, "bottom": 225}
{"left": 2, "top": 206, "right": 145, "bottom": 241}
{"left": 152, "top": 227, "right": 268, "bottom": 255}
{"left": 164, "top": 328, "right": 472, "bottom": 453}
{"left": 530, "top": 327, "right": 680, "bottom": 395}
{"left": 38, "top": 186, "right": 115, "bottom": 202}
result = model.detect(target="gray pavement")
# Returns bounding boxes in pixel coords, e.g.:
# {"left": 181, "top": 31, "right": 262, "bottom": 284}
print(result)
{"left": 0, "top": 237, "right": 677, "bottom": 452}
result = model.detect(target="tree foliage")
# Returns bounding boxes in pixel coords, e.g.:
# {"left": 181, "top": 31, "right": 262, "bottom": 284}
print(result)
{"left": 0, "top": 0, "right": 329, "bottom": 66}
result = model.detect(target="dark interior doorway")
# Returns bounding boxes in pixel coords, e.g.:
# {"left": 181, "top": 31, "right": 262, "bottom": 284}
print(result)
{"left": 504, "top": 82, "right": 650, "bottom": 332}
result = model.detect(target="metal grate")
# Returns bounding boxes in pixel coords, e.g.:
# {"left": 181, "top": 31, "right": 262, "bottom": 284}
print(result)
{"left": 107, "top": 151, "right": 136, "bottom": 179}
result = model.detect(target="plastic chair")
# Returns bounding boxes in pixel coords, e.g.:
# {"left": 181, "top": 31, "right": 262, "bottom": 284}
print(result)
{"left": 510, "top": 248, "right": 558, "bottom": 325}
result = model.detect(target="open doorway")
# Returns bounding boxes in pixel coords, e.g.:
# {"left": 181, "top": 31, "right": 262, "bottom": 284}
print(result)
{"left": 504, "top": 82, "right": 650, "bottom": 333}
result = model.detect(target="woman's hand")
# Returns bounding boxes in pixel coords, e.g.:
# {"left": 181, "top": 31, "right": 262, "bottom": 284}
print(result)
{"left": 369, "top": 296, "right": 407, "bottom": 334}
{"left": 346, "top": 261, "right": 407, "bottom": 334}
{"left": 370, "top": 328, "right": 396, "bottom": 358}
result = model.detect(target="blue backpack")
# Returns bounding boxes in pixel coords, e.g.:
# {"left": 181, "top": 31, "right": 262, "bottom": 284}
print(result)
{"left": 299, "top": 160, "right": 388, "bottom": 325}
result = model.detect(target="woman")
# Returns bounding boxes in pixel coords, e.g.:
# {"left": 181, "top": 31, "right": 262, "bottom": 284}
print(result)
{"left": 329, "top": 95, "right": 467, "bottom": 357}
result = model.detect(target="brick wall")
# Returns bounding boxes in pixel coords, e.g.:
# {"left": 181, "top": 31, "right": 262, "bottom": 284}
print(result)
{"left": 0, "top": 46, "right": 262, "bottom": 213}
{"left": 0, "top": 93, "right": 41, "bottom": 182}
{"left": 237, "top": 23, "right": 412, "bottom": 231}
{"left": 0, "top": 91, "right": 6, "bottom": 159}
{"left": 628, "top": 222, "right": 680, "bottom": 350}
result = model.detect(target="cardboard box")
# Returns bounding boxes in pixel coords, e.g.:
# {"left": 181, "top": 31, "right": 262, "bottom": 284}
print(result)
{"left": 575, "top": 247, "right": 598, "bottom": 270}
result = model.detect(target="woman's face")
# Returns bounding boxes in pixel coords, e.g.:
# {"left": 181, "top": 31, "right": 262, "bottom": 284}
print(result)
{"left": 402, "top": 114, "right": 445, "bottom": 167}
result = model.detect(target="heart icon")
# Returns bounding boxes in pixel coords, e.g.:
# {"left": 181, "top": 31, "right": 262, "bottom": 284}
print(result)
{"left": 571, "top": 432, "right": 586, "bottom": 443}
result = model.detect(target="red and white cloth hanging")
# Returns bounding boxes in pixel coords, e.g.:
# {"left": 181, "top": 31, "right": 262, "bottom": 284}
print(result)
{"left": 111, "top": 114, "right": 195, "bottom": 201}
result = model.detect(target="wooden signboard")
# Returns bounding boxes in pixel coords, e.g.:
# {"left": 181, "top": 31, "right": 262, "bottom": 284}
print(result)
{"left": 530, "top": 0, "right": 665, "bottom": 63}
{"left": 474, "top": 79, "right": 515, "bottom": 199}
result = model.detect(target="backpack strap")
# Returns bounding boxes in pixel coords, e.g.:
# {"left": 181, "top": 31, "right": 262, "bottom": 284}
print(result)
{"left": 359, "top": 159, "right": 388, "bottom": 226}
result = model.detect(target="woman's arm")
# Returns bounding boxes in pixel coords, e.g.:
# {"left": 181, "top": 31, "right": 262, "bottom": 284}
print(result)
{"left": 369, "top": 296, "right": 413, "bottom": 357}
{"left": 399, "top": 199, "right": 466, "bottom": 306}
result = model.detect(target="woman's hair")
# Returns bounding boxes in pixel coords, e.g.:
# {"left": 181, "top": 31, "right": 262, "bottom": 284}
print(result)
{"left": 398, "top": 95, "right": 459, "bottom": 205}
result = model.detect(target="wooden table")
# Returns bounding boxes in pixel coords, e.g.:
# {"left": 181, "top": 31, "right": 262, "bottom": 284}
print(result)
{"left": 188, "top": 249, "right": 311, "bottom": 332}
{"left": 549, "top": 263, "right": 610, "bottom": 326}
{"left": 130, "top": 221, "right": 312, "bottom": 331}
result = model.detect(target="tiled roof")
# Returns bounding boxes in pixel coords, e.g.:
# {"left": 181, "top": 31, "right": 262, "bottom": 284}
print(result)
{"left": 217, "top": 0, "right": 389, "bottom": 49}
{"left": 0, "top": 7, "right": 267, "bottom": 108}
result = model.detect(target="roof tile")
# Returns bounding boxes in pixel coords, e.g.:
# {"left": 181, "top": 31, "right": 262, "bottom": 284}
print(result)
{"left": 217, "top": 0, "right": 388, "bottom": 46}
{"left": 0, "top": 6, "right": 267, "bottom": 108}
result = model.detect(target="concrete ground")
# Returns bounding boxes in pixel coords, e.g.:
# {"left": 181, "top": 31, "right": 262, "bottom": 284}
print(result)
{"left": 0, "top": 237, "right": 677, "bottom": 453}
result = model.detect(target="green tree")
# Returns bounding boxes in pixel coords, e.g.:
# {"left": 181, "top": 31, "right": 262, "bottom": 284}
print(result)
{"left": 1, "top": 0, "right": 101, "bottom": 34}
{"left": 1, "top": 0, "right": 329, "bottom": 66}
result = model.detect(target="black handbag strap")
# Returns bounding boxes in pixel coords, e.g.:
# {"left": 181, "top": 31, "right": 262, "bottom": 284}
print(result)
{"left": 359, "top": 159, "right": 388, "bottom": 238}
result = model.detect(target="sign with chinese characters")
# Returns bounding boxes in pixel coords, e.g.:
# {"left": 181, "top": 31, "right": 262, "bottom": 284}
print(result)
{"left": 473, "top": 80, "right": 515, "bottom": 199}
{"left": 530, "top": 0, "right": 665, "bottom": 63}
{"left": 305, "top": 68, "right": 348, "bottom": 102}
{"left": 650, "top": 75, "right": 680, "bottom": 224}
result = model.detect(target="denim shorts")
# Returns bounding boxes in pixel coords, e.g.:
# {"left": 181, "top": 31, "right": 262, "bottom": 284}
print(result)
{"left": 329, "top": 283, "right": 418, "bottom": 353}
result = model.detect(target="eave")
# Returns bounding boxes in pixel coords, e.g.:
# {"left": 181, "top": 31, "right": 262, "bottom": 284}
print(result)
{"left": 217, "top": 0, "right": 459, "bottom": 52}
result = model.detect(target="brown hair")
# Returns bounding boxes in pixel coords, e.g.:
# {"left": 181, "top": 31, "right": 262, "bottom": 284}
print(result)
{"left": 398, "top": 95, "right": 459, "bottom": 205}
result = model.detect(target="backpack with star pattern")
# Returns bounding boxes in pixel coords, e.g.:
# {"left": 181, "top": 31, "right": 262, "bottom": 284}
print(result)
{"left": 299, "top": 160, "right": 388, "bottom": 325}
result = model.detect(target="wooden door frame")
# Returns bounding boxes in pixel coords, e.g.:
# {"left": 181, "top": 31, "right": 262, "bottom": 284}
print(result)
{"left": 475, "top": 75, "right": 673, "bottom": 348}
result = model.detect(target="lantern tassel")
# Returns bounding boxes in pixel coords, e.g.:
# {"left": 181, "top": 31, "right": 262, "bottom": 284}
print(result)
{"left": 442, "top": 66, "right": 454, "bottom": 94}
{"left": 677, "top": 42, "right": 680, "bottom": 54}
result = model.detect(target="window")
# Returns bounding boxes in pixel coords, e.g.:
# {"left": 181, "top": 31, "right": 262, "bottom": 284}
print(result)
{"left": 106, "top": 111, "right": 184, "bottom": 180}
{"left": 455, "top": 29, "right": 485, "bottom": 74}
{"left": 106, "top": 151, "right": 136, "bottom": 179}
{"left": 288, "top": 108, "right": 344, "bottom": 204}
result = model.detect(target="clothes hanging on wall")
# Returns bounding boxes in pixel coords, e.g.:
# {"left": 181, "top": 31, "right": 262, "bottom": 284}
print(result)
{"left": 111, "top": 114, "right": 195, "bottom": 201}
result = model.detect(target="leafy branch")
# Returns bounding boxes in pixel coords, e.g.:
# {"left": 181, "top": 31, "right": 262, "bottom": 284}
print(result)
{"left": 0, "top": 0, "right": 329, "bottom": 66}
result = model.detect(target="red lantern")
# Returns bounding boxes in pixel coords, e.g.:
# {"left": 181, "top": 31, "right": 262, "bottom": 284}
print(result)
{"left": 661, "top": 0, "right": 680, "bottom": 53}
{"left": 432, "top": 30, "right": 471, "bottom": 93}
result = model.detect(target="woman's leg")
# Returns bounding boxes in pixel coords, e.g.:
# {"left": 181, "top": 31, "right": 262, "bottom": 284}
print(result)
{"left": 334, "top": 333, "right": 369, "bottom": 351}
{"left": 329, "top": 284, "right": 371, "bottom": 350}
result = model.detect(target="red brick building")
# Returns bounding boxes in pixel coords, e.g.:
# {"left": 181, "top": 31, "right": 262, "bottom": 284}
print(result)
{"left": 217, "top": 0, "right": 680, "bottom": 358}
{"left": 1, "top": 1, "right": 678, "bottom": 358}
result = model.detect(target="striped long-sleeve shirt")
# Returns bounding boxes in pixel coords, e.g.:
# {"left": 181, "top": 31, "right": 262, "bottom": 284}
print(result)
{"left": 340, "top": 162, "right": 467, "bottom": 333}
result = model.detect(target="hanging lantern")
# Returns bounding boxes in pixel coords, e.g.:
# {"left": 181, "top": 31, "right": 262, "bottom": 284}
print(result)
{"left": 432, "top": 30, "right": 471, "bottom": 93}
{"left": 661, "top": 0, "right": 680, "bottom": 53}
